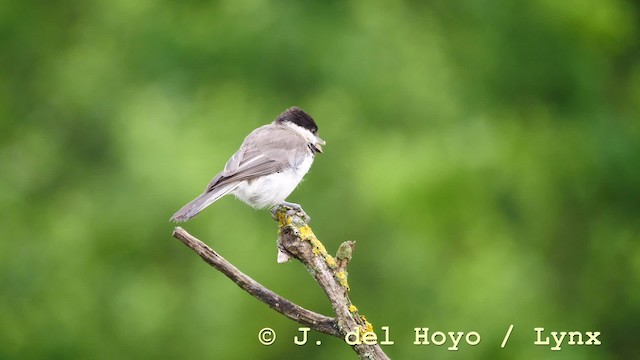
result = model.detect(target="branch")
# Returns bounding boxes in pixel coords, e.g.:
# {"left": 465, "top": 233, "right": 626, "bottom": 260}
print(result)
{"left": 172, "top": 205, "right": 390, "bottom": 359}
{"left": 274, "top": 207, "right": 390, "bottom": 359}
{"left": 172, "top": 227, "right": 339, "bottom": 336}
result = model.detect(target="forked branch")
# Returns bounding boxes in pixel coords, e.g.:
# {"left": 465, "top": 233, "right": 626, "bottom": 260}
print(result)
{"left": 172, "top": 205, "right": 390, "bottom": 359}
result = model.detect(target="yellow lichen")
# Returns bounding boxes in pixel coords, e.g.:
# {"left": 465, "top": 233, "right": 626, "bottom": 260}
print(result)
{"left": 325, "top": 255, "right": 337, "bottom": 268}
{"left": 276, "top": 211, "right": 292, "bottom": 227}
{"left": 360, "top": 315, "right": 374, "bottom": 333}
{"left": 310, "top": 238, "right": 328, "bottom": 257}
{"left": 349, "top": 304, "right": 358, "bottom": 313}
{"left": 298, "top": 224, "right": 314, "bottom": 240}
{"left": 336, "top": 271, "right": 350, "bottom": 291}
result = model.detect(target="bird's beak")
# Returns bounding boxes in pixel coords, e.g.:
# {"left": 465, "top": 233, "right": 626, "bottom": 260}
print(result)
{"left": 314, "top": 137, "right": 326, "bottom": 153}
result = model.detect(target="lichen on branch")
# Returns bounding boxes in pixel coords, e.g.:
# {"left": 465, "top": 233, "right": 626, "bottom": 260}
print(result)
{"left": 173, "top": 205, "right": 390, "bottom": 359}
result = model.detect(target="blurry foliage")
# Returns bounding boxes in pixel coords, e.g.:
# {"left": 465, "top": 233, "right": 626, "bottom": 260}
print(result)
{"left": 1, "top": 0, "right": 639, "bottom": 359}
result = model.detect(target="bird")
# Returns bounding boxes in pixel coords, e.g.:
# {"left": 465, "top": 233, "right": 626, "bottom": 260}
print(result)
{"left": 170, "top": 106, "right": 325, "bottom": 223}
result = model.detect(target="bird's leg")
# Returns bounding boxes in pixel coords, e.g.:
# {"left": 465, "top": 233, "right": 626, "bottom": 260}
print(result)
{"left": 273, "top": 201, "right": 311, "bottom": 223}
{"left": 281, "top": 201, "right": 310, "bottom": 222}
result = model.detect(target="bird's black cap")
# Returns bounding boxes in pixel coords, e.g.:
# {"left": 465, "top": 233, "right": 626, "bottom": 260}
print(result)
{"left": 275, "top": 107, "right": 318, "bottom": 134}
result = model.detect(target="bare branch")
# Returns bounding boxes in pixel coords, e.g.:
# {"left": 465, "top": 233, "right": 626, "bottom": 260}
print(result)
{"left": 172, "top": 227, "right": 339, "bottom": 336}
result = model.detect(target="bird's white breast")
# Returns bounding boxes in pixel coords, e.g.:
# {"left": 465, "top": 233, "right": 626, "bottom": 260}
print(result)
{"left": 232, "top": 155, "right": 314, "bottom": 209}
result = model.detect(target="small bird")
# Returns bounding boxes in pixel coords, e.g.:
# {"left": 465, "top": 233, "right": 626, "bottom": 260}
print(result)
{"left": 171, "top": 106, "right": 325, "bottom": 223}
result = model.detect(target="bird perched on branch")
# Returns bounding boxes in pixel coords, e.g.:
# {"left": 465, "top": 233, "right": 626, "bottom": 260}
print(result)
{"left": 171, "top": 106, "right": 325, "bottom": 223}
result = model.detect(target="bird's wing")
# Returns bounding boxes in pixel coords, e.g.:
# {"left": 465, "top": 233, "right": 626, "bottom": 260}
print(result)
{"left": 205, "top": 125, "right": 310, "bottom": 191}
{"left": 170, "top": 124, "right": 311, "bottom": 222}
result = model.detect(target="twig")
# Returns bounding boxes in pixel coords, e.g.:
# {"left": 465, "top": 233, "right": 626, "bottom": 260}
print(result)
{"left": 172, "top": 227, "right": 339, "bottom": 336}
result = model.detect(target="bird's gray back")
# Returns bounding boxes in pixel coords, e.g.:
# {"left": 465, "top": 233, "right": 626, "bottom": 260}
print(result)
{"left": 206, "top": 124, "right": 311, "bottom": 192}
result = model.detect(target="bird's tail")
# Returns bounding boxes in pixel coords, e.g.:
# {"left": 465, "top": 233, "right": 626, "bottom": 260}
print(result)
{"left": 170, "top": 184, "right": 237, "bottom": 222}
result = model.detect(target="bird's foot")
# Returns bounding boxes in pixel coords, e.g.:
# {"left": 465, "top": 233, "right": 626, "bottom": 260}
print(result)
{"left": 271, "top": 201, "right": 310, "bottom": 223}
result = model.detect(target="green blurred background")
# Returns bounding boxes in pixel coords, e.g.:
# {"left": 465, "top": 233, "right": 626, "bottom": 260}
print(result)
{"left": 1, "top": 0, "right": 639, "bottom": 359}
